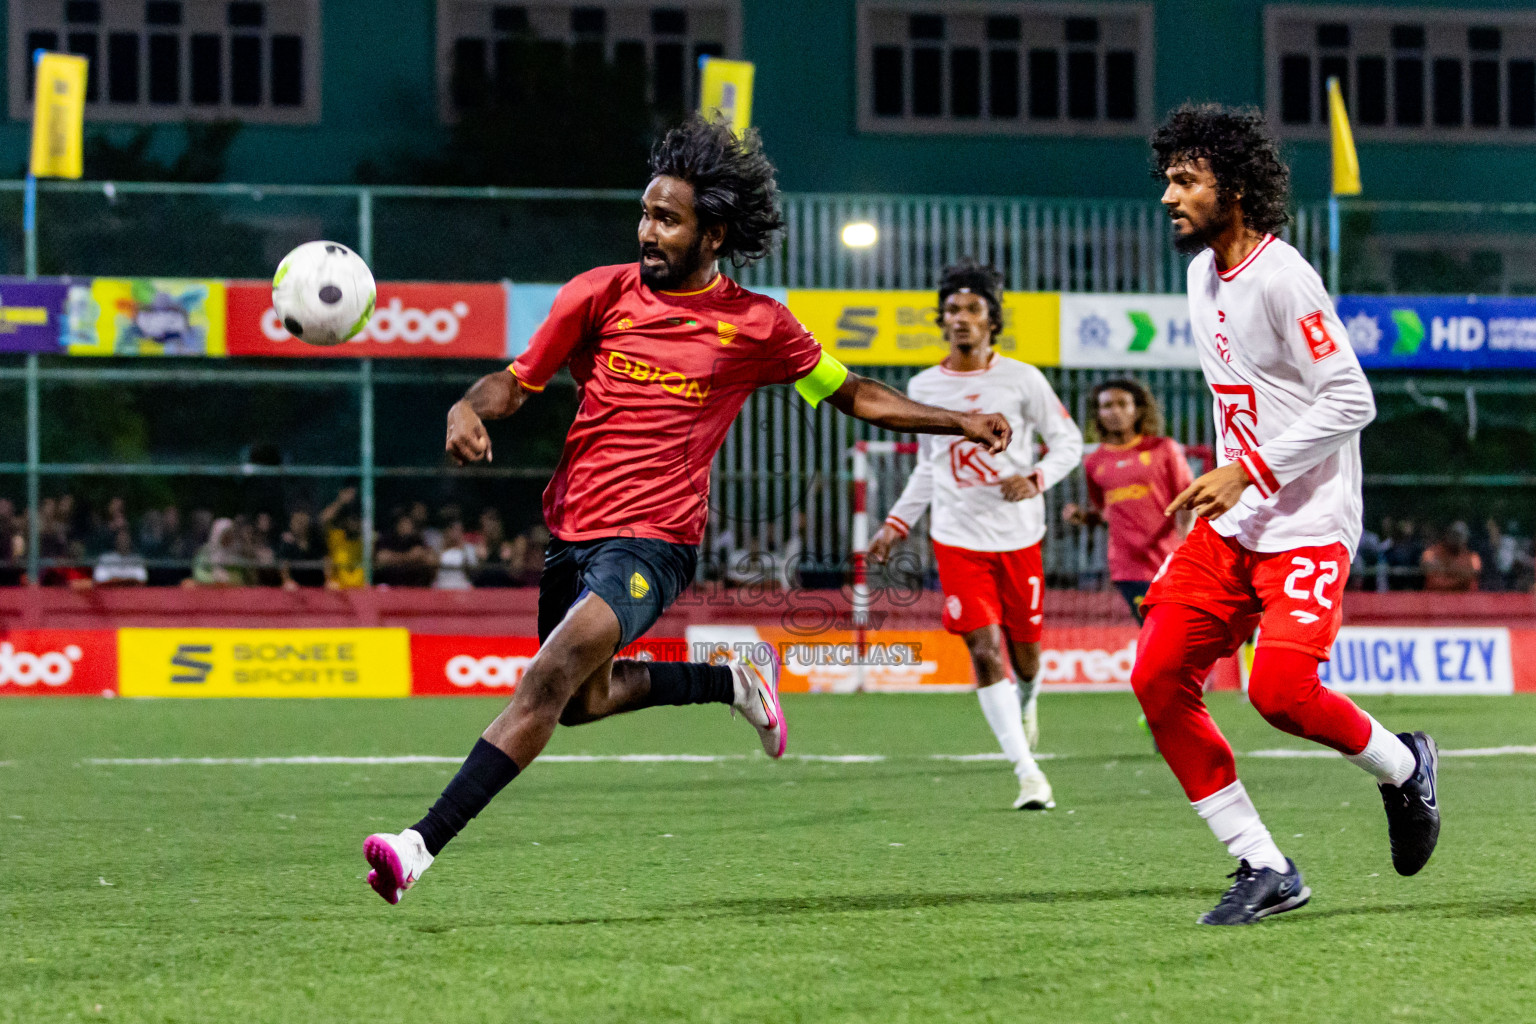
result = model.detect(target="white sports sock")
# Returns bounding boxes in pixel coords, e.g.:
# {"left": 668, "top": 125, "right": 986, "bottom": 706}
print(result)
{"left": 977, "top": 680, "right": 1036, "bottom": 778}
{"left": 1346, "top": 716, "right": 1416, "bottom": 786}
{"left": 1015, "top": 672, "right": 1039, "bottom": 710}
{"left": 1192, "top": 779, "right": 1288, "bottom": 873}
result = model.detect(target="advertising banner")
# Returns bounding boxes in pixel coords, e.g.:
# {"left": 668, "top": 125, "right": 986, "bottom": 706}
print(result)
{"left": 410, "top": 634, "right": 688, "bottom": 696}
{"left": 117, "top": 628, "right": 411, "bottom": 697}
{"left": 1336, "top": 295, "right": 1536, "bottom": 371}
{"left": 0, "top": 279, "right": 68, "bottom": 353}
{"left": 65, "top": 278, "right": 227, "bottom": 356}
{"left": 684, "top": 625, "right": 1143, "bottom": 692}
{"left": 1058, "top": 294, "right": 1197, "bottom": 368}
{"left": 1316, "top": 626, "right": 1513, "bottom": 695}
{"left": 786, "top": 290, "right": 1059, "bottom": 367}
{"left": 0, "top": 630, "right": 117, "bottom": 696}
{"left": 226, "top": 281, "right": 508, "bottom": 358}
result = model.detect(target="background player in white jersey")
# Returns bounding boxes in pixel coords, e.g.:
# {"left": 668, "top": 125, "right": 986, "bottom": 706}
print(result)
{"left": 869, "top": 261, "right": 1083, "bottom": 810}
{"left": 1133, "top": 105, "right": 1440, "bottom": 925}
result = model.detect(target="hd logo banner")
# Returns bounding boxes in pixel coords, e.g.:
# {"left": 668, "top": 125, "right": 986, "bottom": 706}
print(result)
{"left": 1058, "top": 294, "right": 1198, "bottom": 368}
{"left": 118, "top": 629, "right": 411, "bottom": 697}
{"left": 1336, "top": 295, "right": 1536, "bottom": 371}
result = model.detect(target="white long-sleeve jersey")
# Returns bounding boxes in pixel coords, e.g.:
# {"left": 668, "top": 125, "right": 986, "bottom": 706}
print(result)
{"left": 1188, "top": 234, "right": 1376, "bottom": 557}
{"left": 883, "top": 354, "right": 1083, "bottom": 552}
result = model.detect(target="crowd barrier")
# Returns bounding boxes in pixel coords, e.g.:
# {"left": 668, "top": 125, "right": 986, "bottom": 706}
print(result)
{"left": 2, "top": 589, "right": 1532, "bottom": 698}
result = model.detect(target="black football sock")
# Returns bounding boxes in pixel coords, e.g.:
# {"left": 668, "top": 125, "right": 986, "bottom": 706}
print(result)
{"left": 411, "top": 738, "right": 521, "bottom": 856}
{"left": 642, "top": 662, "right": 735, "bottom": 707}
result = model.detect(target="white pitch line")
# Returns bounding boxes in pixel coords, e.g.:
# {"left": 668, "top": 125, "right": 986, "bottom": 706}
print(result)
{"left": 78, "top": 746, "right": 1536, "bottom": 768}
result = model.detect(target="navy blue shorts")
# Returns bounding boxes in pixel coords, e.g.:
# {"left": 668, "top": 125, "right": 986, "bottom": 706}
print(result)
{"left": 1115, "top": 580, "right": 1152, "bottom": 625}
{"left": 538, "top": 536, "right": 698, "bottom": 652}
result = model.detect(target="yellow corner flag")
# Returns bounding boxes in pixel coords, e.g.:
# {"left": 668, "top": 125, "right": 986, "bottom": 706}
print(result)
{"left": 30, "top": 51, "right": 88, "bottom": 180}
{"left": 1327, "top": 76, "right": 1361, "bottom": 197}
{"left": 698, "top": 57, "right": 755, "bottom": 135}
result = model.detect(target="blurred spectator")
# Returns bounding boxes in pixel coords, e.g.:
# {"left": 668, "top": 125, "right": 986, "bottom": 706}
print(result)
{"left": 278, "top": 509, "right": 326, "bottom": 589}
{"left": 1385, "top": 518, "right": 1424, "bottom": 590}
{"left": 90, "top": 496, "right": 131, "bottom": 555}
{"left": 1480, "top": 519, "right": 1533, "bottom": 593}
{"left": 375, "top": 512, "right": 435, "bottom": 587}
{"left": 94, "top": 528, "right": 148, "bottom": 587}
{"left": 0, "top": 499, "right": 23, "bottom": 585}
{"left": 410, "top": 501, "right": 442, "bottom": 551}
{"left": 473, "top": 508, "right": 514, "bottom": 587}
{"left": 189, "top": 518, "right": 250, "bottom": 586}
{"left": 1422, "top": 521, "right": 1481, "bottom": 592}
{"left": 39, "top": 497, "right": 90, "bottom": 587}
{"left": 1354, "top": 516, "right": 1392, "bottom": 592}
{"left": 321, "top": 488, "right": 366, "bottom": 589}
{"left": 518, "top": 525, "right": 549, "bottom": 584}
{"left": 433, "top": 518, "right": 478, "bottom": 590}
{"left": 242, "top": 514, "right": 280, "bottom": 586}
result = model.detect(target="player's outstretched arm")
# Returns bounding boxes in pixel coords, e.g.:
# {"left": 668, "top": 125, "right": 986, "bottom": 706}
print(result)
{"left": 827, "top": 372, "right": 1012, "bottom": 454}
{"left": 446, "top": 370, "right": 530, "bottom": 465}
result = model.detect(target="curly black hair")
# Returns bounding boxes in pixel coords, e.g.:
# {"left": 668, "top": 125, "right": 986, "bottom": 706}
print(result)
{"left": 1150, "top": 103, "right": 1291, "bottom": 235}
{"left": 935, "top": 260, "right": 1005, "bottom": 335}
{"left": 648, "top": 115, "right": 784, "bottom": 267}
{"left": 1091, "top": 377, "right": 1164, "bottom": 439}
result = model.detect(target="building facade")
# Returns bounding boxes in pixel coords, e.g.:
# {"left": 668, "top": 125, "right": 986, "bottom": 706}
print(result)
{"left": 1, "top": 0, "right": 1534, "bottom": 201}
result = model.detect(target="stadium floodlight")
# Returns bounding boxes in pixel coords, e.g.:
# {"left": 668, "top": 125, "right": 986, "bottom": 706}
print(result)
{"left": 840, "top": 222, "right": 878, "bottom": 248}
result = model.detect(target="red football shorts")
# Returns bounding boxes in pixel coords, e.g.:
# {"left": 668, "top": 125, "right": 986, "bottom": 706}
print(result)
{"left": 1143, "top": 518, "right": 1349, "bottom": 660}
{"left": 931, "top": 539, "right": 1044, "bottom": 643}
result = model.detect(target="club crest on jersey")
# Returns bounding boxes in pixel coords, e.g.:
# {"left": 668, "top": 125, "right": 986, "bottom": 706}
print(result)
{"left": 717, "top": 320, "right": 738, "bottom": 345}
{"left": 1298, "top": 310, "right": 1339, "bottom": 362}
{"left": 606, "top": 350, "right": 711, "bottom": 404}
{"left": 949, "top": 441, "right": 1002, "bottom": 488}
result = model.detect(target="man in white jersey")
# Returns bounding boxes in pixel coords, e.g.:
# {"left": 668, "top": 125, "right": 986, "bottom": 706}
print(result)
{"left": 869, "top": 261, "right": 1083, "bottom": 810}
{"left": 1132, "top": 105, "right": 1440, "bottom": 925}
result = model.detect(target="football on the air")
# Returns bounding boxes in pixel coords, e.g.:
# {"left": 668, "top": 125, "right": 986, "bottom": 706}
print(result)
{"left": 271, "top": 241, "right": 377, "bottom": 347}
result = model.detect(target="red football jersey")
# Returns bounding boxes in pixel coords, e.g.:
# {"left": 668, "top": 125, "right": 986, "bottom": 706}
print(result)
{"left": 1083, "top": 435, "right": 1194, "bottom": 582}
{"left": 510, "top": 264, "right": 824, "bottom": 545}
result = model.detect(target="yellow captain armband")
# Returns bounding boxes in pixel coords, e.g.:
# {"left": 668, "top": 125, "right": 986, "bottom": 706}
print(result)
{"left": 794, "top": 350, "right": 849, "bottom": 408}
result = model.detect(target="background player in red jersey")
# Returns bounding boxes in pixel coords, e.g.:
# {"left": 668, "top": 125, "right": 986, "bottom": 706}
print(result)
{"left": 869, "top": 261, "right": 1083, "bottom": 811}
{"left": 361, "top": 117, "right": 1013, "bottom": 904}
{"left": 1062, "top": 378, "right": 1192, "bottom": 623}
{"left": 1132, "top": 105, "right": 1440, "bottom": 926}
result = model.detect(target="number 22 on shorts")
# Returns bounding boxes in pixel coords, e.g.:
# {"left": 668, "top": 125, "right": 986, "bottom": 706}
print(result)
{"left": 1283, "top": 556, "right": 1339, "bottom": 609}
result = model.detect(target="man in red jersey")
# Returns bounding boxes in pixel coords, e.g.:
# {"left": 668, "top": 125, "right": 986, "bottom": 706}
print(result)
{"left": 1062, "top": 378, "right": 1192, "bottom": 623}
{"left": 362, "top": 117, "right": 1013, "bottom": 904}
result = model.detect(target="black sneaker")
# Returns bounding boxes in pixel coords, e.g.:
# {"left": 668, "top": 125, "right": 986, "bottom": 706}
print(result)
{"left": 1198, "top": 859, "right": 1311, "bottom": 926}
{"left": 1379, "top": 730, "right": 1440, "bottom": 877}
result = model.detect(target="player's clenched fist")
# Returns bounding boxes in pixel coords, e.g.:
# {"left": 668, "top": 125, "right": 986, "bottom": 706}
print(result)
{"left": 1165, "top": 461, "right": 1252, "bottom": 519}
{"left": 446, "top": 400, "right": 493, "bottom": 465}
{"left": 959, "top": 412, "right": 1012, "bottom": 454}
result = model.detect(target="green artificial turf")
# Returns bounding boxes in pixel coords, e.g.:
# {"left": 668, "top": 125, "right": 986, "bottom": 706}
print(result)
{"left": 3, "top": 692, "right": 1534, "bottom": 1023}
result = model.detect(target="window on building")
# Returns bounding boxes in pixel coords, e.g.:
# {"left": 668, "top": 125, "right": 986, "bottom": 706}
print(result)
{"left": 438, "top": 2, "right": 737, "bottom": 121}
{"left": 859, "top": 2, "right": 1152, "bottom": 136}
{"left": 9, "top": 0, "right": 319, "bottom": 122}
{"left": 1266, "top": 6, "right": 1536, "bottom": 140}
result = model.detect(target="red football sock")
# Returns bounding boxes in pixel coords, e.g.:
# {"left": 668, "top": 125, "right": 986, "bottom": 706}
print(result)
{"left": 1247, "top": 646, "right": 1372, "bottom": 755}
{"left": 1130, "top": 603, "right": 1239, "bottom": 801}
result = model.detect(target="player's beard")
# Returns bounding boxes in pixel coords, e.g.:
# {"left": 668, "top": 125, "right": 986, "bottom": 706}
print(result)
{"left": 1172, "top": 196, "right": 1237, "bottom": 255}
{"left": 639, "top": 234, "right": 707, "bottom": 290}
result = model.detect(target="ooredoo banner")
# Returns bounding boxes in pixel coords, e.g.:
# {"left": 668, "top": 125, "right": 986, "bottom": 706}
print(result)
{"left": 225, "top": 281, "right": 508, "bottom": 358}
{"left": 685, "top": 625, "right": 1145, "bottom": 692}
{"left": 410, "top": 635, "right": 689, "bottom": 695}
{"left": 0, "top": 630, "right": 117, "bottom": 696}
{"left": 117, "top": 628, "right": 411, "bottom": 697}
